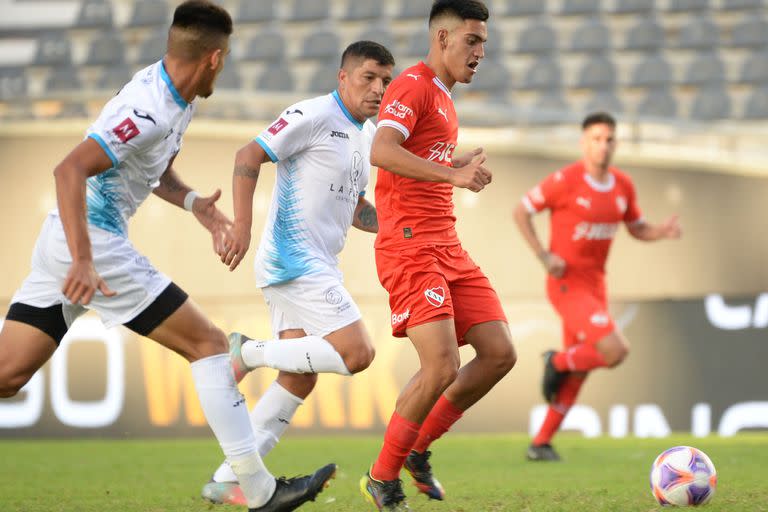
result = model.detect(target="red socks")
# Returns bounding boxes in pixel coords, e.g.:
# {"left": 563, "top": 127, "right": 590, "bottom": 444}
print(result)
{"left": 553, "top": 344, "right": 607, "bottom": 372}
{"left": 371, "top": 412, "right": 421, "bottom": 481}
{"left": 533, "top": 374, "right": 586, "bottom": 446}
{"left": 412, "top": 395, "right": 464, "bottom": 454}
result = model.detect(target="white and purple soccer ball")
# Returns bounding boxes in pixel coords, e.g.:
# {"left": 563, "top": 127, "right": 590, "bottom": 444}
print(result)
{"left": 650, "top": 446, "right": 717, "bottom": 506}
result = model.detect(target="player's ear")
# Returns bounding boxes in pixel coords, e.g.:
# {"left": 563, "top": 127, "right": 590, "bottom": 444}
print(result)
{"left": 209, "top": 48, "right": 223, "bottom": 71}
{"left": 337, "top": 67, "right": 347, "bottom": 88}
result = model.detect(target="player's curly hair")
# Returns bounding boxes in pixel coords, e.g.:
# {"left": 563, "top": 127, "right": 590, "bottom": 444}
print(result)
{"left": 429, "top": 0, "right": 489, "bottom": 26}
{"left": 341, "top": 41, "right": 395, "bottom": 68}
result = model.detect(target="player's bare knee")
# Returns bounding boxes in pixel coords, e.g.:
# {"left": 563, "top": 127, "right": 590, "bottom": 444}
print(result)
{"left": 608, "top": 343, "right": 629, "bottom": 367}
{"left": 343, "top": 343, "right": 375, "bottom": 374}
{"left": 0, "top": 371, "right": 29, "bottom": 398}
{"left": 186, "top": 324, "right": 228, "bottom": 361}
{"left": 424, "top": 364, "right": 458, "bottom": 392}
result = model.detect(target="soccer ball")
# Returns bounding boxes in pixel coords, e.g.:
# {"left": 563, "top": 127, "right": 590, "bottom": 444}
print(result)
{"left": 650, "top": 446, "right": 717, "bottom": 506}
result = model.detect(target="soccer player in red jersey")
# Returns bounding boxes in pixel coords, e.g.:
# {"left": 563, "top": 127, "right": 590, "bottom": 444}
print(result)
{"left": 360, "top": 1, "right": 516, "bottom": 509}
{"left": 514, "top": 112, "right": 682, "bottom": 462}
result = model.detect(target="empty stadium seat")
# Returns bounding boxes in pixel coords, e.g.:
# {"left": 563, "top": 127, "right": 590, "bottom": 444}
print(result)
{"left": 358, "top": 24, "right": 395, "bottom": 51}
{"left": 45, "top": 66, "right": 81, "bottom": 92}
{"left": 257, "top": 65, "right": 295, "bottom": 91}
{"left": 290, "top": 0, "right": 329, "bottom": 22}
{"left": 485, "top": 26, "right": 503, "bottom": 59}
{"left": 742, "top": 87, "right": 768, "bottom": 119}
{"left": 576, "top": 55, "right": 616, "bottom": 88}
{"left": 469, "top": 59, "right": 511, "bottom": 94}
{"left": 729, "top": 17, "right": 768, "bottom": 48}
{"left": 624, "top": 18, "right": 665, "bottom": 52}
{"left": 690, "top": 86, "right": 731, "bottom": 120}
{"left": 721, "top": 0, "right": 765, "bottom": 10}
{"left": 344, "top": 0, "right": 382, "bottom": 20}
{"left": 667, "top": 0, "right": 711, "bottom": 11}
{"left": 683, "top": 52, "right": 726, "bottom": 86}
{"left": 613, "top": 0, "right": 655, "bottom": 14}
{"left": 678, "top": 17, "right": 720, "bottom": 50}
{"left": 217, "top": 63, "right": 242, "bottom": 90}
{"left": 505, "top": 0, "right": 547, "bottom": 16}
{"left": 631, "top": 54, "right": 673, "bottom": 87}
{"left": 517, "top": 22, "right": 558, "bottom": 54}
{"left": 308, "top": 63, "right": 340, "bottom": 93}
{"left": 86, "top": 34, "right": 125, "bottom": 66}
{"left": 34, "top": 33, "right": 71, "bottom": 66}
{"left": 406, "top": 29, "right": 430, "bottom": 57}
{"left": 76, "top": 0, "right": 113, "bottom": 29}
{"left": 237, "top": 1, "right": 274, "bottom": 23}
{"left": 128, "top": 0, "right": 169, "bottom": 28}
{"left": 398, "top": 0, "right": 431, "bottom": 19}
{"left": 739, "top": 51, "right": 768, "bottom": 84}
{"left": 137, "top": 31, "right": 166, "bottom": 65}
{"left": 0, "top": 68, "right": 27, "bottom": 100}
{"left": 561, "top": 0, "right": 601, "bottom": 16}
{"left": 636, "top": 87, "right": 678, "bottom": 118}
{"left": 522, "top": 56, "right": 562, "bottom": 90}
{"left": 243, "top": 28, "right": 286, "bottom": 62}
{"left": 570, "top": 18, "right": 612, "bottom": 53}
{"left": 300, "top": 29, "right": 340, "bottom": 60}
{"left": 585, "top": 90, "right": 624, "bottom": 114}
{"left": 98, "top": 66, "right": 134, "bottom": 91}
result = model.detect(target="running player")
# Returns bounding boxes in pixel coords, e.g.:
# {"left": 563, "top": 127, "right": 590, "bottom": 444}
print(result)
{"left": 360, "top": 1, "right": 517, "bottom": 510}
{"left": 514, "top": 112, "right": 682, "bottom": 462}
{"left": 0, "top": 2, "right": 333, "bottom": 510}
{"left": 200, "top": 41, "right": 395, "bottom": 505}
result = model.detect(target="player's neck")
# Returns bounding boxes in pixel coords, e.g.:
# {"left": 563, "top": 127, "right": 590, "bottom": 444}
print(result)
{"left": 584, "top": 161, "right": 611, "bottom": 182}
{"left": 162, "top": 56, "right": 199, "bottom": 103}
{"left": 424, "top": 55, "right": 455, "bottom": 91}
{"left": 337, "top": 88, "right": 366, "bottom": 123}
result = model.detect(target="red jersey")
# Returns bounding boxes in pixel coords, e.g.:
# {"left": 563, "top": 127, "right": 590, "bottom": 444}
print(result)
{"left": 375, "top": 61, "right": 460, "bottom": 250}
{"left": 524, "top": 162, "right": 643, "bottom": 275}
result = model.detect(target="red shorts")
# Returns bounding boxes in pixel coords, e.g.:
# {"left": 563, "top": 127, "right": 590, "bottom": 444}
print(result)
{"left": 375, "top": 244, "right": 507, "bottom": 345}
{"left": 546, "top": 274, "right": 615, "bottom": 347}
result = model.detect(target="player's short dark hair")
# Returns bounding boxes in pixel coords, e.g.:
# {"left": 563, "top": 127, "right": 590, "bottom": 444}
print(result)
{"left": 171, "top": 0, "right": 233, "bottom": 37}
{"left": 341, "top": 40, "right": 395, "bottom": 69}
{"left": 429, "top": 0, "right": 489, "bottom": 26}
{"left": 582, "top": 112, "right": 617, "bottom": 130}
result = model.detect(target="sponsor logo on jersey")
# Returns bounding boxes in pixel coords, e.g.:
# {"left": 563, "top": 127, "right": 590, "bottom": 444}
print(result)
{"left": 576, "top": 196, "right": 591, "bottom": 209}
{"left": 424, "top": 286, "right": 445, "bottom": 307}
{"left": 437, "top": 107, "right": 448, "bottom": 121}
{"left": 616, "top": 196, "right": 627, "bottom": 214}
{"left": 286, "top": 109, "right": 303, "bottom": 116}
{"left": 572, "top": 221, "right": 619, "bottom": 241}
{"left": 133, "top": 109, "right": 156, "bottom": 125}
{"left": 383, "top": 99, "right": 414, "bottom": 119}
{"left": 426, "top": 141, "right": 456, "bottom": 163}
{"left": 112, "top": 117, "right": 140, "bottom": 143}
{"left": 330, "top": 130, "right": 349, "bottom": 139}
{"left": 267, "top": 117, "right": 289, "bottom": 135}
{"left": 392, "top": 309, "right": 410, "bottom": 325}
{"left": 406, "top": 74, "right": 420, "bottom": 80}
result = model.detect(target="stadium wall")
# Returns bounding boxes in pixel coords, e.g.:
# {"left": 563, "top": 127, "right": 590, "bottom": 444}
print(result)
{"left": 1, "top": 122, "right": 766, "bottom": 437}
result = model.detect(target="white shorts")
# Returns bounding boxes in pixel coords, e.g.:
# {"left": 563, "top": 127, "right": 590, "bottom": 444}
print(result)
{"left": 261, "top": 269, "right": 362, "bottom": 338}
{"left": 11, "top": 213, "right": 172, "bottom": 329}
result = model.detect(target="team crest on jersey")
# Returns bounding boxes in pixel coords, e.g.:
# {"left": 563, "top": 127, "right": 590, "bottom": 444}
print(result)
{"left": 616, "top": 196, "right": 627, "bottom": 214}
{"left": 424, "top": 286, "right": 445, "bottom": 308}
{"left": 112, "top": 117, "right": 140, "bottom": 143}
{"left": 267, "top": 117, "right": 289, "bottom": 135}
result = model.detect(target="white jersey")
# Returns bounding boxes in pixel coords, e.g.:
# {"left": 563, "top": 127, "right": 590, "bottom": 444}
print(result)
{"left": 253, "top": 91, "right": 375, "bottom": 287}
{"left": 82, "top": 60, "right": 195, "bottom": 237}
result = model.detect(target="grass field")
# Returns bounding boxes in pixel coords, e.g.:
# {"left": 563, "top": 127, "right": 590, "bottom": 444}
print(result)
{"left": 1, "top": 434, "right": 766, "bottom": 511}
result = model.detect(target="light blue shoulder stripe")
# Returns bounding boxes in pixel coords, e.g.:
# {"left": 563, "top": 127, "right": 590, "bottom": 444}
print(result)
{"left": 88, "top": 133, "right": 119, "bottom": 168}
{"left": 160, "top": 60, "right": 188, "bottom": 110}
{"left": 332, "top": 90, "right": 364, "bottom": 131}
{"left": 255, "top": 136, "right": 279, "bottom": 163}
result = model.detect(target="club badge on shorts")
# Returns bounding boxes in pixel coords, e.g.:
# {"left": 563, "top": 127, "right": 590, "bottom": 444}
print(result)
{"left": 424, "top": 286, "right": 445, "bottom": 308}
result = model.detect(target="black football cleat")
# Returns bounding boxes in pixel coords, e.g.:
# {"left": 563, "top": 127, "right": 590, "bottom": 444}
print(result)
{"left": 526, "top": 443, "right": 561, "bottom": 462}
{"left": 360, "top": 470, "right": 410, "bottom": 511}
{"left": 404, "top": 450, "right": 445, "bottom": 500}
{"left": 542, "top": 350, "right": 568, "bottom": 403}
{"left": 250, "top": 463, "right": 337, "bottom": 512}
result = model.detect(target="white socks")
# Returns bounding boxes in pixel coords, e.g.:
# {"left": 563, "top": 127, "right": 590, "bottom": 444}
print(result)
{"left": 190, "top": 354, "right": 276, "bottom": 507}
{"left": 241, "top": 335, "right": 351, "bottom": 376}
{"left": 212, "top": 381, "right": 305, "bottom": 483}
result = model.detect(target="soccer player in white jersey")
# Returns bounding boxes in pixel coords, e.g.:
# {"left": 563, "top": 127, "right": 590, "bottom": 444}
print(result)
{"left": 200, "top": 41, "right": 395, "bottom": 505}
{"left": 0, "top": 2, "right": 334, "bottom": 511}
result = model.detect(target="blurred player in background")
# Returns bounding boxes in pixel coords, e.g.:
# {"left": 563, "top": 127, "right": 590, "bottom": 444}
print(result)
{"left": 514, "top": 112, "right": 682, "bottom": 462}
{"left": 360, "top": 1, "right": 517, "bottom": 510}
{"left": 0, "top": 2, "right": 333, "bottom": 510}
{"left": 200, "top": 41, "right": 395, "bottom": 505}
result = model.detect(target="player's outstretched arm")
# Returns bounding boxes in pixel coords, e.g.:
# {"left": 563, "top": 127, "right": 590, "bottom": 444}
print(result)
{"left": 352, "top": 195, "right": 378, "bottom": 233}
{"left": 371, "top": 127, "right": 491, "bottom": 192}
{"left": 513, "top": 202, "right": 566, "bottom": 278}
{"left": 627, "top": 214, "right": 682, "bottom": 241}
{"left": 220, "top": 141, "right": 270, "bottom": 271}
{"left": 54, "top": 138, "right": 118, "bottom": 305}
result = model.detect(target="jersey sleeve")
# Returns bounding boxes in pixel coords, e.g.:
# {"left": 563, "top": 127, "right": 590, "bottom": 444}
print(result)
{"left": 255, "top": 108, "right": 314, "bottom": 163}
{"left": 522, "top": 170, "right": 569, "bottom": 213}
{"left": 376, "top": 77, "right": 426, "bottom": 141}
{"left": 623, "top": 177, "right": 643, "bottom": 224}
{"left": 86, "top": 103, "right": 165, "bottom": 168}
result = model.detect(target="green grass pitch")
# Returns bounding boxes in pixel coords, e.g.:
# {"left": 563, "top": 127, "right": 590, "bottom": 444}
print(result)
{"left": 1, "top": 434, "right": 766, "bottom": 511}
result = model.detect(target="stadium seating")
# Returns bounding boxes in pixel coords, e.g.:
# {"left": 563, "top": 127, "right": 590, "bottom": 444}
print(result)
{"left": 561, "top": 0, "right": 601, "bottom": 16}
{"left": 300, "top": 29, "right": 340, "bottom": 61}
{"left": 343, "top": 0, "right": 382, "bottom": 21}
{"left": 128, "top": 0, "right": 169, "bottom": 28}
{"left": 569, "top": 18, "right": 612, "bottom": 53}
{"left": 624, "top": 18, "right": 665, "bottom": 52}
{"left": 631, "top": 54, "right": 673, "bottom": 88}
{"left": 243, "top": 28, "right": 286, "bottom": 62}
{"left": 613, "top": 0, "right": 656, "bottom": 15}
{"left": 742, "top": 87, "right": 768, "bottom": 119}
{"left": 86, "top": 34, "right": 125, "bottom": 66}
{"left": 76, "top": 0, "right": 113, "bottom": 29}
{"left": 289, "top": 0, "right": 330, "bottom": 22}
{"left": 690, "top": 85, "right": 732, "bottom": 120}
{"left": 237, "top": 1, "right": 275, "bottom": 24}
{"left": 505, "top": 0, "right": 547, "bottom": 17}
{"left": 636, "top": 87, "right": 678, "bottom": 119}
